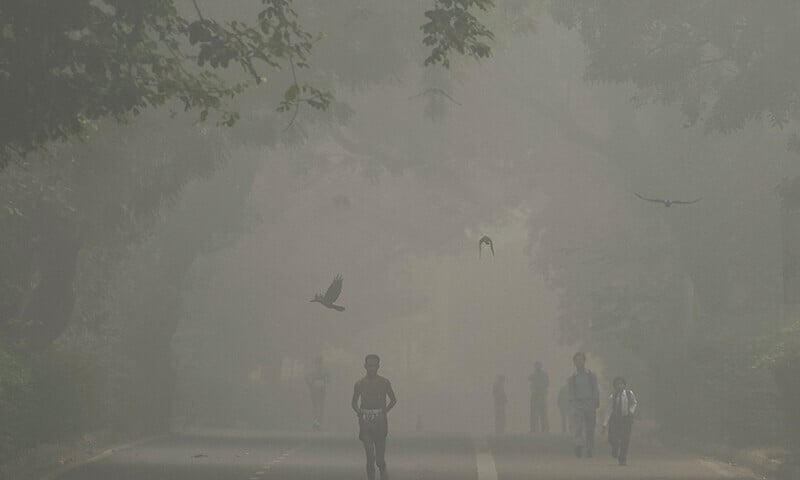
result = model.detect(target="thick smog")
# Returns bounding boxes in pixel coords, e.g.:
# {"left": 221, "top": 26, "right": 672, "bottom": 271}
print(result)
{"left": 1, "top": 2, "right": 798, "bottom": 480}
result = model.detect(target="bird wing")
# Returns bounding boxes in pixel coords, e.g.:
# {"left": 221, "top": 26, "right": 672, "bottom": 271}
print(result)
{"left": 635, "top": 192, "right": 666, "bottom": 204}
{"left": 324, "top": 274, "right": 343, "bottom": 303}
{"left": 672, "top": 197, "right": 702, "bottom": 205}
{"left": 489, "top": 238, "right": 494, "bottom": 256}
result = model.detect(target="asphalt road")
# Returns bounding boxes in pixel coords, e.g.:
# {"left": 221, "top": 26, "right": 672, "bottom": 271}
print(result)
{"left": 54, "top": 429, "right": 758, "bottom": 480}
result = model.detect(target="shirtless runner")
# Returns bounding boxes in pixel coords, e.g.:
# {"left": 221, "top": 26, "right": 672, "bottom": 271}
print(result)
{"left": 352, "top": 354, "right": 396, "bottom": 480}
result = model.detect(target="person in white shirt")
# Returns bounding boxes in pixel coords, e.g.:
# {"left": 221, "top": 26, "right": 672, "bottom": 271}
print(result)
{"left": 601, "top": 377, "right": 637, "bottom": 465}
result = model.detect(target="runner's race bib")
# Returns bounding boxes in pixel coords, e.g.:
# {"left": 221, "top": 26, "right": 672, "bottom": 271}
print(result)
{"left": 360, "top": 409, "right": 382, "bottom": 423}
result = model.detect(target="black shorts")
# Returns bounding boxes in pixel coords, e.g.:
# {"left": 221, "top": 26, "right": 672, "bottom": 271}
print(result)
{"left": 358, "top": 410, "right": 388, "bottom": 441}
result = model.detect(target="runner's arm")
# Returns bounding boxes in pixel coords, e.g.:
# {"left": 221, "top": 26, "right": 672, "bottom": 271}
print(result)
{"left": 352, "top": 383, "right": 361, "bottom": 414}
{"left": 384, "top": 381, "right": 397, "bottom": 413}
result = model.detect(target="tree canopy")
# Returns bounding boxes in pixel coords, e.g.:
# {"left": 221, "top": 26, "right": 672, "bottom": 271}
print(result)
{"left": 549, "top": 1, "right": 800, "bottom": 149}
{"left": 0, "top": 0, "right": 499, "bottom": 165}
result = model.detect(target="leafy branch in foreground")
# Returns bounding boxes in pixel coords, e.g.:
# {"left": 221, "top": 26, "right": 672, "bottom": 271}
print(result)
{"left": 0, "top": 0, "right": 329, "bottom": 165}
{"left": 422, "top": 0, "right": 495, "bottom": 68}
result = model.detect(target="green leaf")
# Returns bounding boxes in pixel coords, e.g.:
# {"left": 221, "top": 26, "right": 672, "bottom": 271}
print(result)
{"left": 1, "top": 24, "right": 14, "bottom": 40}
{"left": 284, "top": 84, "right": 299, "bottom": 101}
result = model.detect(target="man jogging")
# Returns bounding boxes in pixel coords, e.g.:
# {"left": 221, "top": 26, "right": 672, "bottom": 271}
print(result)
{"left": 352, "top": 354, "right": 396, "bottom": 480}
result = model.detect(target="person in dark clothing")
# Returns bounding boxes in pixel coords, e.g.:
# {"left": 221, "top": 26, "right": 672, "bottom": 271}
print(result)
{"left": 557, "top": 382, "right": 571, "bottom": 434}
{"left": 352, "top": 354, "right": 396, "bottom": 480}
{"left": 568, "top": 352, "right": 599, "bottom": 458}
{"left": 493, "top": 374, "right": 508, "bottom": 435}
{"left": 528, "top": 361, "right": 549, "bottom": 433}
{"left": 601, "top": 377, "right": 637, "bottom": 466}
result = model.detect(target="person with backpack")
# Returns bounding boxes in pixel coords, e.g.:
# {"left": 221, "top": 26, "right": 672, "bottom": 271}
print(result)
{"left": 567, "top": 352, "right": 599, "bottom": 458}
{"left": 601, "top": 376, "right": 638, "bottom": 466}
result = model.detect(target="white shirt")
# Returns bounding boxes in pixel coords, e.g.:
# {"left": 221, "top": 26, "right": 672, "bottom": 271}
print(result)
{"left": 602, "top": 389, "right": 637, "bottom": 427}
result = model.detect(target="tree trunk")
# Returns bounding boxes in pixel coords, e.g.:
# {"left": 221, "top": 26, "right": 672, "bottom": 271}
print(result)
{"left": 18, "top": 207, "right": 82, "bottom": 348}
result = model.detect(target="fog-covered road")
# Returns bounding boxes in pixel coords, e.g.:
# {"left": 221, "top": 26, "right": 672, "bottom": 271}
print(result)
{"left": 54, "top": 430, "right": 758, "bottom": 480}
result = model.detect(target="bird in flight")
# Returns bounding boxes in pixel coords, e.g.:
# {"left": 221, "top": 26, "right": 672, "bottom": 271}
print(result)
{"left": 635, "top": 193, "right": 702, "bottom": 207}
{"left": 311, "top": 274, "right": 345, "bottom": 311}
{"left": 479, "top": 235, "right": 494, "bottom": 257}
{"left": 408, "top": 88, "right": 462, "bottom": 106}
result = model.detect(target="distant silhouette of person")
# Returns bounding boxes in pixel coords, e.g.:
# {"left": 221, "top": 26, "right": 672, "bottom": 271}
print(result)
{"left": 528, "top": 361, "right": 549, "bottom": 433}
{"left": 306, "top": 355, "right": 330, "bottom": 431}
{"left": 557, "top": 382, "right": 572, "bottom": 434}
{"left": 352, "top": 354, "right": 396, "bottom": 480}
{"left": 601, "top": 377, "right": 637, "bottom": 466}
{"left": 568, "top": 352, "right": 599, "bottom": 458}
{"left": 493, "top": 374, "right": 507, "bottom": 435}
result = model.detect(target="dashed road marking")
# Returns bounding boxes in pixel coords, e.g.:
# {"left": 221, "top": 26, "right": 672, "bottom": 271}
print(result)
{"left": 248, "top": 447, "right": 298, "bottom": 479}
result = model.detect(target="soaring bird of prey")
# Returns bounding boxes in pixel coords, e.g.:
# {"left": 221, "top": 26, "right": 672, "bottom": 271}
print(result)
{"left": 635, "top": 193, "right": 702, "bottom": 207}
{"left": 479, "top": 235, "right": 494, "bottom": 257}
{"left": 408, "top": 88, "right": 462, "bottom": 106}
{"left": 310, "top": 274, "right": 345, "bottom": 311}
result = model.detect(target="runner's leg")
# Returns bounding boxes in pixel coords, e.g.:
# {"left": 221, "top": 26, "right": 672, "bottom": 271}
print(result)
{"left": 363, "top": 439, "right": 376, "bottom": 480}
{"left": 375, "top": 435, "right": 387, "bottom": 477}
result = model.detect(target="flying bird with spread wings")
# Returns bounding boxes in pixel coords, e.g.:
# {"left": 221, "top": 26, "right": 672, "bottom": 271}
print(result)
{"left": 479, "top": 235, "right": 494, "bottom": 257}
{"left": 310, "top": 274, "right": 345, "bottom": 311}
{"left": 635, "top": 193, "right": 702, "bottom": 207}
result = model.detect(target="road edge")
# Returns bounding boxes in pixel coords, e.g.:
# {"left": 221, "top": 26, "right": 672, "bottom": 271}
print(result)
{"left": 39, "top": 433, "right": 168, "bottom": 480}
{"left": 699, "top": 443, "right": 799, "bottom": 480}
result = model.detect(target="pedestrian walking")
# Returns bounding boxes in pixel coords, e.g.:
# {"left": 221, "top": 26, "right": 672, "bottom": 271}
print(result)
{"left": 528, "top": 361, "right": 549, "bottom": 433}
{"left": 493, "top": 374, "right": 507, "bottom": 435}
{"left": 567, "top": 352, "right": 599, "bottom": 458}
{"left": 601, "top": 377, "right": 637, "bottom": 466}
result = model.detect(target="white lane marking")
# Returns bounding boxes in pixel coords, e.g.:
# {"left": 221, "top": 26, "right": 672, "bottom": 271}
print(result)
{"left": 472, "top": 437, "right": 499, "bottom": 480}
{"left": 250, "top": 448, "right": 297, "bottom": 478}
